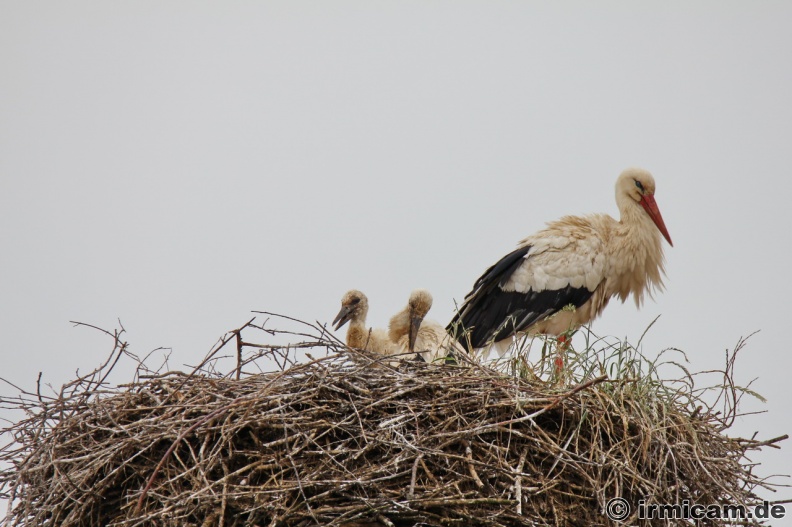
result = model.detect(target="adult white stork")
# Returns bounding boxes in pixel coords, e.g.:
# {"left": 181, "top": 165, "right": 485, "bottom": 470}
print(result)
{"left": 333, "top": 290, "right": 397, "bottom": 356}
{"left": 447, "top": 168, "right": 673, "bottom": 359}
{"left": 388, "top": 289, "right": 465, "bottom": 363}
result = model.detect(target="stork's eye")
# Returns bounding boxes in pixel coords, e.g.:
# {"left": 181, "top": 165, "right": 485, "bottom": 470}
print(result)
{"left": 634, "top": 180, "right": 645, "bottom": 192}
{"left": 350, "top": 298, "right": 361, "bottom": 305}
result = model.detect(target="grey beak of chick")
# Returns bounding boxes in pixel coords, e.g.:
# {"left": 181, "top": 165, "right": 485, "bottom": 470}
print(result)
{"left": 408, "top": 311, "right": 422, "bottom": 353}
{"left": 333, "top": 305, "right": 354, "bottom": 331}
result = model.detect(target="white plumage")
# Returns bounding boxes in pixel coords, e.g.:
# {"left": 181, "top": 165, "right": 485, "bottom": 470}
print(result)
{"left": 448, "top": 168, "right": 673, "bottom": 359}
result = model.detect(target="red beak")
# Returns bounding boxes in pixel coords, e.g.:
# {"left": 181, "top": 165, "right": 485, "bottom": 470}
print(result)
{"left": 639, "top": 194, "right": 673, "bottom": 246}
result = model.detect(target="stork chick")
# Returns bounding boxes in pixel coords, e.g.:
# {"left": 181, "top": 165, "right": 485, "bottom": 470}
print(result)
{"left": 333, "top": 290, "right": 396, "bottom": 356}
{"left": 389, "top": 289, "right": 465, "bottom": 363}
{"left": 448, "top": 167, "right": 673, "bottom": 361}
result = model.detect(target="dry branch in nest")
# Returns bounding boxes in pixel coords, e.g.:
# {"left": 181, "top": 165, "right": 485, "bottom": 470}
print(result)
{"left": 0, "top": 317, "right": 787, "bottom": 526}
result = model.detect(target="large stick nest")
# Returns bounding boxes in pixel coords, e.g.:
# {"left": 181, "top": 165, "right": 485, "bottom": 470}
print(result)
{"left": 0, "top": 318, "right": 786, "bottom": 526}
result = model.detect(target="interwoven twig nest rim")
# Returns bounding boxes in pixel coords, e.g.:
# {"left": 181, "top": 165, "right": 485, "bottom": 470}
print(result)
{"left": 0, "top": 320, "right": 786, "bottom": 527}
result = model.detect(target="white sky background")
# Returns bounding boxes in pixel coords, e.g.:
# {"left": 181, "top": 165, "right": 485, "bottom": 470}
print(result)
{"left": 2, "top": 0, "right": 791, "bottom": 510}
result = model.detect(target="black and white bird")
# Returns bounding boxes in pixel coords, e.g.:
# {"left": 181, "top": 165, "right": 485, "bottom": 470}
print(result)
{"left": 447, "top": 168, "right": 673, "bottom": 359}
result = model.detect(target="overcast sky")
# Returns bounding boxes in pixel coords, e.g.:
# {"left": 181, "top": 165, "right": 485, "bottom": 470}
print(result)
{"left": 2, "top": 1, "right": 790, "bottom": 511}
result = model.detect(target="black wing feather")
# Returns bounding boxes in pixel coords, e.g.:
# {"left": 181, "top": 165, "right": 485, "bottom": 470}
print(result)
{"left": 448, "top": 244, "right": 594, "bottom": 350}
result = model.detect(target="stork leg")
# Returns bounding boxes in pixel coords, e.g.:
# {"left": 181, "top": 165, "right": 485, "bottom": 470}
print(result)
{"left": 554, "top": 334, "right": 569, "bottom": 372}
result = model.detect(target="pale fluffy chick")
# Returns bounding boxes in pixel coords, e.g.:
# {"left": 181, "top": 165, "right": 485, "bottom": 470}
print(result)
{"left": 333, "top": 290, "right": 397, "bottom": 356}
{"left": 389, "top": 289, "right": 465, "bottom": 363}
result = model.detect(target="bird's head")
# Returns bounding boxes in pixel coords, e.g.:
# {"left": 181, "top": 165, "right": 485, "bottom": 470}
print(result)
{"left": 333, "top": 289, "right": 368, "bottom": 330}
{"left": 407, "top": 289, "right": 433, "bottom": 351}
{"left": 617, "top": 168, "right": 673, "bottom": 246}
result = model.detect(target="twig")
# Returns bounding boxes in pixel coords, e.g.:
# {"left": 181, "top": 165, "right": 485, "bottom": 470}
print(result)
{"left": 464, "top": 441, "right": 484, "bottom": 489}
{"left": 408, "top": 454, "right": 423, "bottom": 500}
{"left": 515, "top": 448, "right": 528, "bottom": 515}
